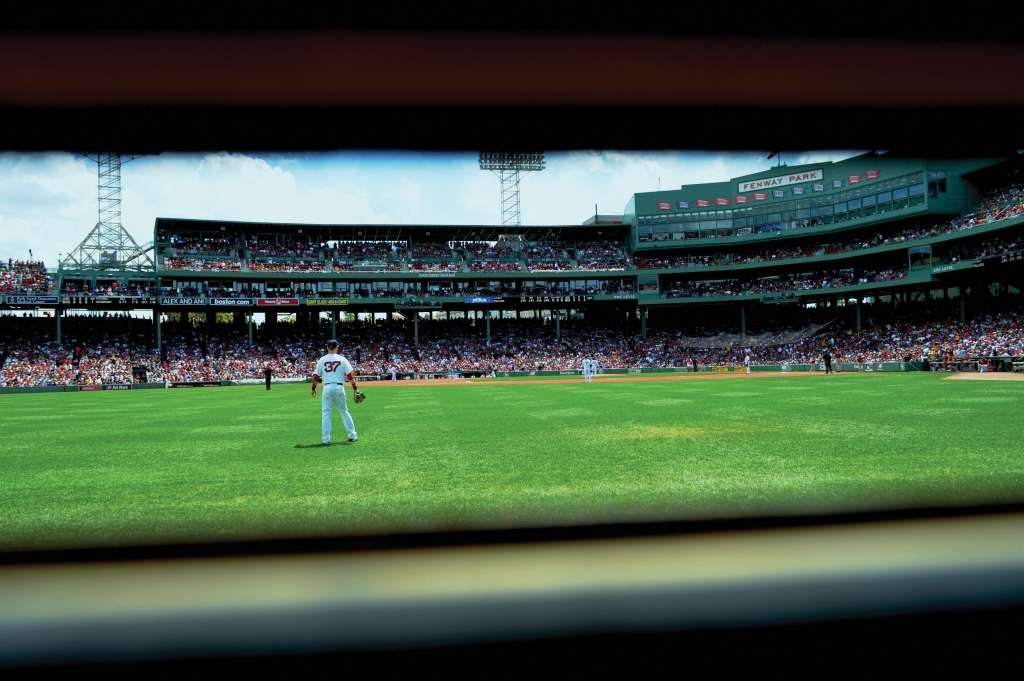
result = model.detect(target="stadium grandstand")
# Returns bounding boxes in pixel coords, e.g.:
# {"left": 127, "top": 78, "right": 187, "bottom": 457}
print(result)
{"left": 4, "top": 152, "right": 1024, "bottom": 386}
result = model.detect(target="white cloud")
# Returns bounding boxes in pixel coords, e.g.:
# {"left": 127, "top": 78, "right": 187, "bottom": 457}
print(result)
{"left": 0, "top": 149, "right": 859, "bottom": 267}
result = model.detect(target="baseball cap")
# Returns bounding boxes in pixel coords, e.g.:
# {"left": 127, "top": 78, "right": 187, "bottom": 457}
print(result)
{"left": 326, "top": 339, "right": 339, "bottom": 348}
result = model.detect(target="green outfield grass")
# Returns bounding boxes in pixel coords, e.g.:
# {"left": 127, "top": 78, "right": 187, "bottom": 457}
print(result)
{"left": 2, "top": 373, "right": 1024, "bottom": 550}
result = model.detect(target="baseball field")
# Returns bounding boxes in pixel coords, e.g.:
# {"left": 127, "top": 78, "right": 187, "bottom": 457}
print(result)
{"left": 2, "top": 372, "right": 1024, "bottom": 551}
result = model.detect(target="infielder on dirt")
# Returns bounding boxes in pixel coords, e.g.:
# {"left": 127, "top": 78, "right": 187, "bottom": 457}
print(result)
{"left": 311, "top": 339, "right": 362, "bottom": 444}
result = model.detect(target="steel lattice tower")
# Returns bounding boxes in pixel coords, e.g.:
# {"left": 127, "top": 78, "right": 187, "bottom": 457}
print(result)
{"left": 479, "top": 152, "right": 545, "bottom": 226}
{"left": 62, "top": 153, "right": 153, "bottom": 272}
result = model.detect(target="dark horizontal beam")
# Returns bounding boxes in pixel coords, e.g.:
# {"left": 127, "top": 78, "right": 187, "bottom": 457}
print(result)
{"left": 2, "top": 106, "right": 1024, "bottom": 153}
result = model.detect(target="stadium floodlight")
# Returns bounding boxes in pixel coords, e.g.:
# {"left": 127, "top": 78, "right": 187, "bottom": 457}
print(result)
{"left": 479, "top": 152, "right": 545, "bottom": 227}
{"left": 62, "top": 153, "right": 154, "bottom": 273}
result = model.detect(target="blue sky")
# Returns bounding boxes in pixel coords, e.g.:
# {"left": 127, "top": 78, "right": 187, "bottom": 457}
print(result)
{"left": 0, "top": 150, "right": 859, "bottom": 267}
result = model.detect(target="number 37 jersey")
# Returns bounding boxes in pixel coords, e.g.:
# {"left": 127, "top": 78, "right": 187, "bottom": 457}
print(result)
{"left": 315, "top": 354, "right": 354, "bottom": 383}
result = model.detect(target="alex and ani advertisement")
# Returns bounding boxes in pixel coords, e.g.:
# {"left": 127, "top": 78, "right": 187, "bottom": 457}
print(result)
{"left": 160, "top": 297, "right": 207, "bottom": 306}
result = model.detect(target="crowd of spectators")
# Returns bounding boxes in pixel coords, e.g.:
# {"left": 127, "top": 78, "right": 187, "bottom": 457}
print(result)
{"left": 637, "top": 183, "right": 1024, "bottom": 270}
{"left": 247, "top": 258, "right": 326, "bottom": 273}
{"left": 577, "top": 257, "right": 632, "bottom": 271}
{"left": 469, "top": 261, "right": 521, "bottom": 272}
{"left": 665, "top": 267, "right": 909, "bottom": 299}
{"left": 5, "top": 303, "right": 1023, "bottom": 386}
{"left": 171, "top": 236, "right": 240, "bottom": 256}
{"left": 163, "top": 256, "right": 241, "bottom": 271}
{"left": 0, "top": 260, "right": 53, "bottom": 294}
{"left": 60, "top": 280, "right": 157, "bottom": 297}
{"left": 526, "top": 260, "right": 573, "bottom": 271}
{"left": 330, "top": 242, "right": 395, "bottom": 261}
{"left": 522, "top": 245, "right": 565, "bottom": 260}
{"left": 409, "top": 243, "right": 453, "bottom": 259}
{"left": 246, "top": 239, "right": 320, "bottom": 258}
{"left": 410, "top": 261, "right": 462, "bottom": 272}
{"left": 463, "top": 243, "right": 515, "bottom": 259}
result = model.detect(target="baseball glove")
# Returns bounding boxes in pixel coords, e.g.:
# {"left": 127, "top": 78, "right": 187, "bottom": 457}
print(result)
{"left": 354, "top": 390, "right": 366, "bottom": 404}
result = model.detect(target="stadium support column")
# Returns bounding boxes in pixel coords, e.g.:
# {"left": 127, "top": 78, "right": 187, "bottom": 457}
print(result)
{"left": 555, "top": 313, "right": 560, "bottom": 341}
{"left": 414, "top": 315, "right": 419, "bottom": 347}
{"left": 156, "top": 312, "right": 162, "bottom": 352}
{"left": 856, "top": 298, "right": 861, "bottom": 332}
{"left": 641, "top": 307, "right": 647, "bottom": 340}
{"left": 247, "top": 314, "right": 253, "bottom": 347}
{"left": 331, "top": 310, "right": 337, "bottom": 339}
{"left": 55, "top": 309, "right": 62, "bottom": 345}
{"left": 486, "top": 313, "right": 491, "bottom": 343}
{"left": 960, "top": 295, "right": 966, "bottom": 323}
{"left": 740, "top": 305, "right": 746, "bottom": 337}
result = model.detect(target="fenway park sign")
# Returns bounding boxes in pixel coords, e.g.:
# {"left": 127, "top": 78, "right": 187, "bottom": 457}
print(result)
{"left": 737, "top": 169, "right": 823, "bottom": 194}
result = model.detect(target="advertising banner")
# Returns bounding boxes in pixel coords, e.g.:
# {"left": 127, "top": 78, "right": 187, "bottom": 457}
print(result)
{"left": 734, "top": 195, "right": 749, "bottom": 204}
{"left": 257, "top": 298, "right": 299, "bottom": 307}
{"left": 812, "top": 183, "right": 825, "bottom": 192}
{"left": 848, "top": 174, "right": 862, "bottom": 184}
{"left": 168, "top": 381, "right": 222, "bottom": 388}
{"left": 865, "top": 169, "right": 881, "bottom": 179}
{"left": 695, "top": 199, "right": 711, "bottom": 207}
{"left": 753, "top": 193, "right": 768, "bottom": 201}
{"left": 657, "top": 202, "right": 672, "bottom": 210}
{"left": 677, "top": 200, "right": 690, "bottom": 209}
{"left": 160, "top": 297, "right": 207, "bottom": 306}
{"left": 509, "top": 295, "right": 593, "bottom": 304}
{"left": 792, "top": 187, "right": 806, "bottom": 195}
{"left": 715, "top": 197, "right": 730, "bottom": 206}
{"left": 737, "top": 169, "right": 822, "bottom": 193}
{"left": 832, "top": 179, "right": 844, "bottom": 188}
{"left": 304, "top": 298, "right": 349, "bottom": 306}
{"left": 209, "top": 298, "right": 255, "bottom": 307}
{"left": 7, "top": 295, "right": 59, "bottom": 305}
{"left": 80, "top": 384, "right": 131, "bottom": 391}
{"left": 772, "top": 189, "right": 786, "bottom": 198}
{"left": 464, "top": 296, "right": 497, "bottom": 304}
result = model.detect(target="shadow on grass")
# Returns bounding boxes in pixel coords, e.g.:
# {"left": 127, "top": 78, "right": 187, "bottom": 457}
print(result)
{"left": 293, "top": 442, "right": 351, "bottom": 449}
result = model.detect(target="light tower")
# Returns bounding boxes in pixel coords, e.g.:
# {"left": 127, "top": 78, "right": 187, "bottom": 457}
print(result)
{"left": 479, "top": 151, "right": 545, "bottom": 226}
{"left": 62, "top": 153, "right": 153, "bottom": 272}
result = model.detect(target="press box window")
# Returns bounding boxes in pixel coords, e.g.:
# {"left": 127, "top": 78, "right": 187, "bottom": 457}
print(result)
{"left": 927, "top": 170, "right": 947, "bottom": 197}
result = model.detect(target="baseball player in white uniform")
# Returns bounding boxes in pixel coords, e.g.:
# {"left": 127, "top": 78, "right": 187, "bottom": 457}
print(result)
{"left": 583, "top": 358, "right": 593, "bottom": 383}
{"left": 311, "top": 339, "right": 359, "bottom": 444}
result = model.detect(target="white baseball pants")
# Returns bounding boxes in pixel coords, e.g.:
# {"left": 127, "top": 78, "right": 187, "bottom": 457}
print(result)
{"left": 322, "top": 383, "right": 357, "bottom": 443}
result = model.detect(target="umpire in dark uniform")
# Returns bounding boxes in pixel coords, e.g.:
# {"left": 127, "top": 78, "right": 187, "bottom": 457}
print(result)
{"left": 822, "top": 351, "right": 833, "bottom": 374}
{"left": 264, "top": 365, "right": 273, "bottom": 390}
